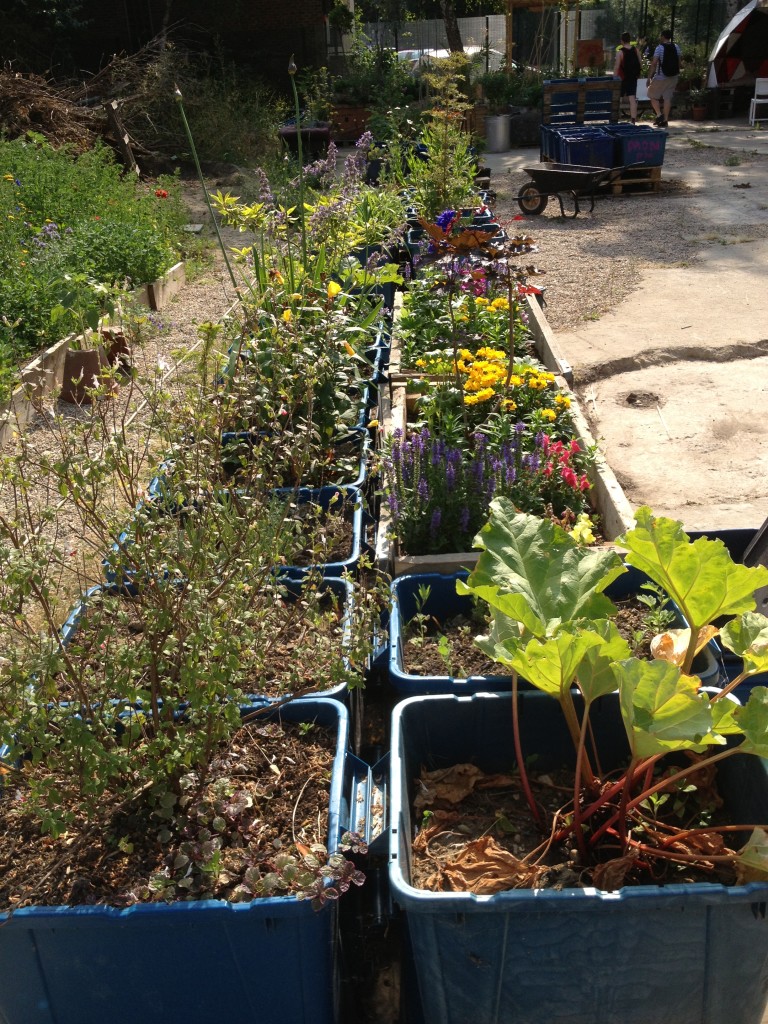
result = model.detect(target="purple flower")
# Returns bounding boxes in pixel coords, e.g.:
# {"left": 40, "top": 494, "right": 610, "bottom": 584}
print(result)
{"left": 515, "top": 421, "right": 527, "bottom": 435}
{"left": 417, "top": 477, "right": 429, "bottom": 503}
{"left": 387, "top": 492, "right": 400, "bottom": 517}
{"left": 459, "top": 506, "right": 470, "bottom": 533}
{"left": 445, "top": 461, "right": 457, "bottom": 488}
{"left": 435, "top": 209, "right": 457, "bottom": 233}
{"left": 505, "top": 464, "right": 516, "bottom": 487}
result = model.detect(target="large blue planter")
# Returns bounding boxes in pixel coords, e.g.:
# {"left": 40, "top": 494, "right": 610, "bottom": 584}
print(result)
{"left": 62, "top": 576, "right": 356, "bottom": 703}
{"left": 271, "top": 485, "right": 373, "bottom": 580}
{"left": 0, "top": 698, "right": 350, "bottom": 1024}
{"left": 389, "top": 690, "right": 768, "bottom": 1024}
{"left": 387, "top": 568, "right": 721, "bottom": 696}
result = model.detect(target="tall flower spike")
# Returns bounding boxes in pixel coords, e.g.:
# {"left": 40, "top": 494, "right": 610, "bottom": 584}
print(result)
{"left": 288, "top": 55, "right": 297, "bottom": 75}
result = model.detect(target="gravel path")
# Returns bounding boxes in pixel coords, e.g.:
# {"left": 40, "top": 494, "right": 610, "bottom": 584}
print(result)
{"left": 492, "top": 140, "right": 768, "bottom": 331}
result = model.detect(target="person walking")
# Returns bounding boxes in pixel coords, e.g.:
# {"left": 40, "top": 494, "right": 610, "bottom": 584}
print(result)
{"left": 646, "top": 30, "right": 682, "bottom": 128}
{"left": 613, "top": 32, "right": 642, "bottom": 123}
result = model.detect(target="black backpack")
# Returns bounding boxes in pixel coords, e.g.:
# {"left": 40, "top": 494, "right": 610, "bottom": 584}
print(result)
{"left": 622, "top": 46, "right": 641, "bottom": 79}
{"left": 660, "top": 43, "right": 680, "bottom": 76}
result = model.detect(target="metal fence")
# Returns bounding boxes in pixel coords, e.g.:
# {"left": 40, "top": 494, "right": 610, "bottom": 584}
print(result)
{"left": 359, "top": 0, "right": 731, "bottom": 71}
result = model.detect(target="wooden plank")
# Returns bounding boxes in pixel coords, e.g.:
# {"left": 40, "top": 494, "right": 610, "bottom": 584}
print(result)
{"left": 609, "top": 165, "right": 662, "bottom": 194}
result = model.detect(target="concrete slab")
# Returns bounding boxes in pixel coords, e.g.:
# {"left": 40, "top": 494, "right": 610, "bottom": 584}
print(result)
{"left": 485, "top": 116, "right": 768, "bottom": 533}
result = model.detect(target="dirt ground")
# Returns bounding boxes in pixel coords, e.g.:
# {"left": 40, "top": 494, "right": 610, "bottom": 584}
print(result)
{"left": 486, "top": 119, "right": 768, "bottom": 535}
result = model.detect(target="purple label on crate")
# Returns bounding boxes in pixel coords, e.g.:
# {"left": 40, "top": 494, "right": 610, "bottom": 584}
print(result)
{"left": 625, "top": 137, "right": 664, "bottom": 163}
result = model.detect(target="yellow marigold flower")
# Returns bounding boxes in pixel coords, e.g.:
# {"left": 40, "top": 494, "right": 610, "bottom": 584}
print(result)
{"left": 291, "top": 292, "right": 302, "bottom": 301}
{"left": 456, "top": 360, "right": 469, "bottom": 373}
{"left": 282, "top": 309, "right": 293, "bottom": 322}
{"left": 555, "top": 394, "right": 571, "bottom": 408}
{"left": 476, "top": 347, "right": 505, "bottom": 362}
{"left": 508, "top": 375, "right": 522, "bottom": 387}
{"left": 501, "top": 399, "right": 517, "bottom": 412}
{"left": 3, "top": 174, "right": 14, "bottom": 181}
{"left": 415, "top": 359, "right": 427, "bottom": 368}
{"left": 491, "top": 297, "right": 509, "bottom": 310}
{"left": 541, "top": 409, "right": 556, "bottom": 421}
{"left": 459, "top": 349, "right": 474, "bottom": 362}
{"left": 327, "top": 281, "right": 342, "bottom": 298}
{"left": 463, "top": 378, "right": 482, "bottom": 392}
{"left": 464, "top": 387, "right": 495, "bottom": 405}
{"left": 475, "top": 296, "right": 489, "bottom": 305}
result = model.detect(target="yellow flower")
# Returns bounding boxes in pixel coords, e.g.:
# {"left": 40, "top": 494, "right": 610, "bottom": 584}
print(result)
{"left": 271, "top": 270, "right": 285, "bottom": 285}
{"left": 282, "top": 309, "right": 293, "bottom": 322}
{"left": 327, "top": 281, "right": 342, "bottom": 299}
{"left": 3, "top": 174, "right": 13, "bottom": 181}
{"left": 508, "top": 375, "right": 522, "bottom": 387}
{"left": 541, "top": 409, "right": 556, "bottom": 422}
{"left": 475, "top": 296, "right": 489, "bottom": 305}
{"left": 570, "top": 514, "right": 596, "bottom": 546}
{"left": 368, "top": 418, "right": 379, "bottom": 429}
{"left": 415, "top": 359, "right": 427, "bottom": 368}
{"left": 291, "top": 292, "right": 302, "bottom": 301}
{"left": 501, "top": 399, "right": 517, "bottom": 412}
{"left": 476, "top": 347, "right": 505, "bottom": 363}
{"left": 459, "top": 349, "right": 474, "bottom": 362}
{"left": 343, "top": 341, "right": 356, "bottom": 356}
{"left": 464, "top": 387, "right": 495, "bottom": 405}
{"left": 491, "top": 297, "right": 509, "bottom": 310}
{"left": 555, "top": 394, "right": 571, "bottom": 408}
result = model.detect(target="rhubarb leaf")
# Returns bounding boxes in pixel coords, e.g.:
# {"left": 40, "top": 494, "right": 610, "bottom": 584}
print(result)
{"left": 720, "top": 613, "right": 768, "bottom": 676}
{"left": 460, "top": 500, "right": 626, "bottom": 638}
{"left": 615, "top": 658, "right": 720, "bottom": 758}
{"left": 617, "top": 508, "right": 768, "bottom": 634}
{"left": 735, "top": 829, "right": 768, "bottom": 884}
{"left": 575, "top": 620, "right": 631, "bottom": 702}
{"left": 734, "top": 687, "right": 768, "bottom": 757}
{"left": 480, "top": 628, "right": 604, "bottom": 698}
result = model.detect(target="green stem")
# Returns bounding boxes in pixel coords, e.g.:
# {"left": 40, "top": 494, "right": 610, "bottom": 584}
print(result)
{"left": 174, "top": 87, "right": 240, "bottom": 299}
{"left": 288, "top": 67, "right": 308, "bottom": 270}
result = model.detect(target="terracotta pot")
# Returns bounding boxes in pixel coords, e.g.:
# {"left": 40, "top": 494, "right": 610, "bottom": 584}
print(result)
{"left": 60, "top": 346, "right": 112, "bottom": 405}
{"left": 692, "top": 105, "right": 707, "bottom": 120}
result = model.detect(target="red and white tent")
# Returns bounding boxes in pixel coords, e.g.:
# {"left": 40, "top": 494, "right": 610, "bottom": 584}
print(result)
{"left": 708, "top": 0, "right": 768, "bottom": 87}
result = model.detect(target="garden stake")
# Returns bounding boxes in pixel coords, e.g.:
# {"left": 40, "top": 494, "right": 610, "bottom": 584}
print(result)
{"left": 174, "top": 86, "right": 241, "bottom": 300}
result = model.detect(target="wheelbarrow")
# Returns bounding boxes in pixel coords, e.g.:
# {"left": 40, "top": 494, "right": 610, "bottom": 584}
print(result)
{"left": 517, "top": 163, "right": 628, "bottom": 217}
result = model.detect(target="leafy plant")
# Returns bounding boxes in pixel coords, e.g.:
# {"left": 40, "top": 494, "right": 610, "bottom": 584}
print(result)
{"left": 458, "top": 501, "right": 768, "bottom": 885}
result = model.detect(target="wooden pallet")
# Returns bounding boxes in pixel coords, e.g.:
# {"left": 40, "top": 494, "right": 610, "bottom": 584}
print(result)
{"left": 608, "top": 164, "right": 662, "bottom": 194}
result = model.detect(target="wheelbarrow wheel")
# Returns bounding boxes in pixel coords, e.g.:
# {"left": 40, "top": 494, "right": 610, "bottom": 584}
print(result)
{"left": 517, "top": 183, "right": 548, "bottom": 216}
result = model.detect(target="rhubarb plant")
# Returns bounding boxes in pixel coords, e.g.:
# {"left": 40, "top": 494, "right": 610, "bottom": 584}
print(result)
{"left": 459, "top": 499, "right": 768, "bottom": 885}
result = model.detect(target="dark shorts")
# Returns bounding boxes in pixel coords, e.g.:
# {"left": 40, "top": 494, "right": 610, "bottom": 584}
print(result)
{"left": 621, "top": 77, "right": 638, "bottom": 98}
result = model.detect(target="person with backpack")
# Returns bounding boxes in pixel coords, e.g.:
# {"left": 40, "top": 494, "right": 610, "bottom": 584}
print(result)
{"left": 646, "top": 30, "right": 682, "bottom": 127}
{"left": 613, "top": 32, "right": 643, "bottom": 123}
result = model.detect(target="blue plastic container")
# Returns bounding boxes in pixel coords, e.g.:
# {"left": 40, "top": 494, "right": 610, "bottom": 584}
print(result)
{"left": 390, "top": 690, "right": 768, "bottom": 1024}
{"left": 387, "top": 567, "right": 721, "bottom": 695}
{"left": 554, "top": 126, "right": 615, "bottom": 167}
{"left": 270, "top": 485, "right": 374, "bottom": 580}
{"left": 60, "top": 576, "right": 356, "bottom": 703}
{"left": 0, "top": 698, "right": 349, "bottom": 1024}
{"left": 606, "top": 123, "right": 668, "bottom": 167}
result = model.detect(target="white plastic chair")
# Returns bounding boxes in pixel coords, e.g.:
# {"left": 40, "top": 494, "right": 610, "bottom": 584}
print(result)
{"left": 749, "top": 78, "right": 768, "bottom": 126}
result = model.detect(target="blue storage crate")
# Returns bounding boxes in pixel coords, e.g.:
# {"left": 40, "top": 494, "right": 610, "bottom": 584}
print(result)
{"left": 387, "top": 566, "right": 720, "bottom": 696}
{"left": 390, "top": 690, "right": 768, "bottom": 1024}
{"left": 606, "top": 123, "right": 668, "bottom": 167}
{"left": 0, "top": 698, "right": 350, "bottom": 1024}
{"left": 556, "top": 127, "right": 615, "bottom": 168}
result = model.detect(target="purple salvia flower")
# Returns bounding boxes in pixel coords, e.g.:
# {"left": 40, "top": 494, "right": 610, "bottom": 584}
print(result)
{"left": 417, "top": 477, "right": 429, "bottom": 503}
{"left": 459, "top": 506, "right": 470, "bottom": 533}
{"left": 515, "top": 421, "right": 527, "bottom": 435}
